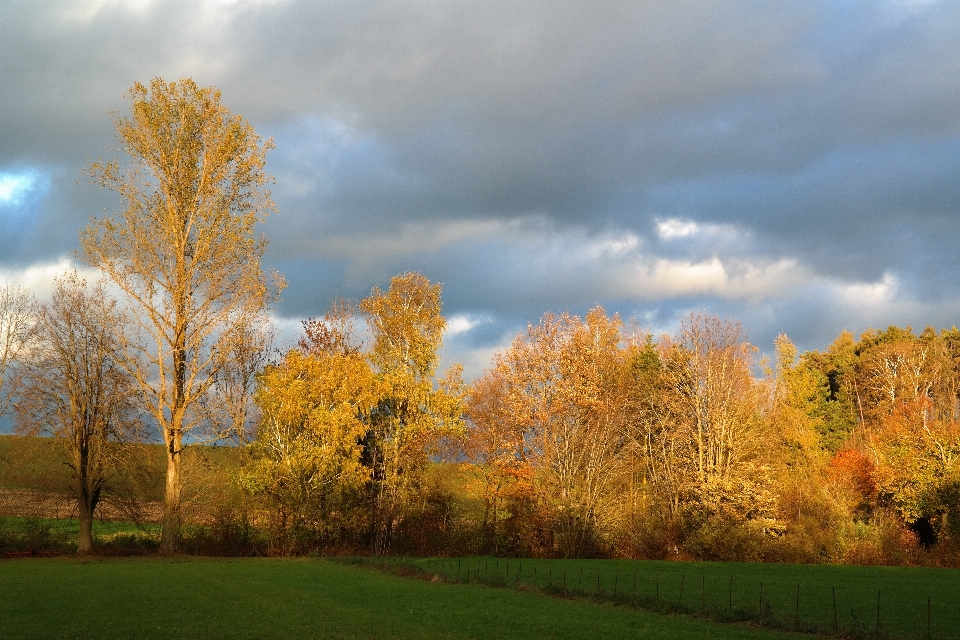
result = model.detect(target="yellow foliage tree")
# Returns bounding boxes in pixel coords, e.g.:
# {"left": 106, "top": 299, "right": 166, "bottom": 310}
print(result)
{"left": 654, "top": 314, "right": 778, "bottom": 542}
{"left": 81, "top": 78, "right": 282, "bottom": 552}
{"left": 359, "top": 273, "right": 465, "bottom": 554}
{"left": 248, "top": 347, "right": 378, "bottom": 551}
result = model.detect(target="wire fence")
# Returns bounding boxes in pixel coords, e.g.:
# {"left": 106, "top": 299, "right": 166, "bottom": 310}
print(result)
{"left": 350, "top": 556, "right": 959, "bottom": 639}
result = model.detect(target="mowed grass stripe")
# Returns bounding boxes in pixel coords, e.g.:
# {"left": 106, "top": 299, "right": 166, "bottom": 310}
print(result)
{"left": 420, "top": 558, "right": 960, "bottom": 638}
{"left": 0, "top": 557, "right": 801, "bottom": 639}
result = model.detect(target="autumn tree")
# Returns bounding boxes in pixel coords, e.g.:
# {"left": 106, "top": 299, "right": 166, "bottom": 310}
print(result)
{"left": 463, "top": 364, "right": 532, "bottom": 553}
{"left": 15, "top": 273, "right": 142, "bottom": 554}
{"left": 771, "top": 334, "right": 829, "bottom": 471}
{"left": 81, "top": 78, "right": 282, "bottom": 552}
{"left": 468, "top": 308, "right": 629, "bottom": 557}
{"left": 643, "top": 313, "right": 777, "bottom": 556}
{"left": 211, "top": 318, "right": 275, "bottom": 449}
{"left": 246, "top": 344, "right": 378, "bottom": 552}
{"left": 764, "top": 334, "right": 853, "bottom": 560}
{"left": 359, "top": 273, "right": 465, "bottom": 554}
{"left": 545, "top": 309, "right": 630, "bottom": 556}
{"left": 852, "top": 327, "right": 960, "bottom": 539}
{"left": 0, "top": 282, "right": 35, "bottom": 417}
{"left": 624, "top": 331, "right": 686, "bottom": 546}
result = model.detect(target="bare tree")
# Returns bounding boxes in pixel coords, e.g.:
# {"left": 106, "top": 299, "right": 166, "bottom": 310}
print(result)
{"left": 0, "top": 282, "right": 35, "bottom": 417}
{"left": 81, "top": 78, "right": 282, "bottom": 552}
{"left": 15, "top": 273, "right": 142, "bottom": 554}
{"left": 209, "top": 316, "right": 275, "bottom": 449}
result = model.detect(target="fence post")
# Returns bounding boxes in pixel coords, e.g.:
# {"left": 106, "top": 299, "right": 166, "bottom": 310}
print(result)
{"left": 795, "top": 583, "right": 800, "bottom": 629}
{"left": 679, "top": 574, "right": 685, "bottom": 606}
{"left": 876, "top": 588, "right": 880, "bottom": 638}
{"left": 701, "top": 575, "right": 705, "bottom": 614}
{"left": 833, "top": 586, "right": 838, "bottom": 633}
{"left": 759, "top": 581, "right": 763, "bottom": 626}
{"left": 728, "top": 576, "right": 732, "bottom": 613}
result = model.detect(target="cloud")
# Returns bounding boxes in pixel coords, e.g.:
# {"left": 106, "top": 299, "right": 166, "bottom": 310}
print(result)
{"left": 445, "top": 314, "right": 492, "bottom": 337}
{"left": 1, "top": 0, "right": 960, "bottom": 381}
{"left": 0, "top": 257, "right": 92, "bottom": 300}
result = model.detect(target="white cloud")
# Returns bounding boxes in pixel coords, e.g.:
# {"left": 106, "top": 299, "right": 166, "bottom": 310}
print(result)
{"left": 839, "top": 272, "right": 898, "bottom": 307}
{"left": 0, "top": 257, "right": 96, "bottom": 300}
{"left": 655, "top": 217, "right": 741, "bottom": 241}
{"left": 446, "top": 315, "right": 477, "bottom": 336}
{"left": 616, "top": 256, "right": 810, "bottom": 302}
{"left": 656, "top": 218, "right": 699, "bottom": 239}
{"left": 585, "top": 232, "right": 641, "bottom": 258}
{"left": 445, "top": 313, "right": 494, "bottom": 336}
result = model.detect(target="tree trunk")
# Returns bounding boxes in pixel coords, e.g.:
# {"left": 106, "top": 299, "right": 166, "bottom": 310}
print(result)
{"left": 373, "top": 493, "right": 391, "bottom": 556}
{"left": 74, "top": 438, "right": 99, "bottom": 555}
{"left": 77, "top": 501, "right": 95, "bottom": 555}
{"left": 160, "top": 439, "right": 183, "bottom": 554}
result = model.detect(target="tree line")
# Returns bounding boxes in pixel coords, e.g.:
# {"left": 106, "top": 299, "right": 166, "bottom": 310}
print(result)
{"left": 1, "top": 78, "right": 958, "bottom": 564}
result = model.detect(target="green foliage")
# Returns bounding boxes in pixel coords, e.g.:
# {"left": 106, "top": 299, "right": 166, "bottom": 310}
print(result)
{"left": 0, "top": 517, "right": 159, "bottom": 554}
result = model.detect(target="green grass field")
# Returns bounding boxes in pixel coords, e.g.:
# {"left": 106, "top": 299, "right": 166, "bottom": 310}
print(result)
{"left": 398, "top": 557, "right": 959, "bottom": 638}
{"left": 0, "top": 557, "right": 804, "bottom": 640}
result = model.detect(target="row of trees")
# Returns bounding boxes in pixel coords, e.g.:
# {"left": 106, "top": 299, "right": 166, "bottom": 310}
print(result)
{"left": 459, "top": 310, "right": 960, "bottom": 562}
{"left": 222, "top": 297, "right": 960, "bottom": 563}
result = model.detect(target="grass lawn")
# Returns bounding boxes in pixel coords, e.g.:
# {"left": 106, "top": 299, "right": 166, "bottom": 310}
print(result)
{"left": 412, "top": 557, "right": 960, "bottom": 638}
{"left": 0, "top": 557, "right": 805, "bottom": 640}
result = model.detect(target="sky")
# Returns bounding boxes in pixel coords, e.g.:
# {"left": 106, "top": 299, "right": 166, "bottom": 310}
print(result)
{"left": 2, "top": 0, "right": 960, "bottom": 381}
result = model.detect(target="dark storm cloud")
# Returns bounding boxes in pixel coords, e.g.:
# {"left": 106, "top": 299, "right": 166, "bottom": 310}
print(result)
{"left": 2, "top": 0, "right": 960, "bottom": 378}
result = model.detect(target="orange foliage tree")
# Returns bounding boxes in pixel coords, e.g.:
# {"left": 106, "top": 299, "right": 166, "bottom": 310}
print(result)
{"left": 466, "top": 307, "right": 629, "bottom": 557}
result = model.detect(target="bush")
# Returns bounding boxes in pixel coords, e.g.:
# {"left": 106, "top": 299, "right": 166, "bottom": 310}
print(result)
{"left": 765, "top": 514, "right": 844, "bottom": 564}
{"left": 615, "top": 513, "right": 679, "bottom": 560}
{"left": 840, "top": 514, "right": 919, "bottom": 566}
{"left": 95, "top": 529, "right": 159, "bottom": 555}
{"left": 0, "top": 517, "right": 71, "bottom": 554}
{"left": 684, "top": 520, "right": 766, "bottom": 562}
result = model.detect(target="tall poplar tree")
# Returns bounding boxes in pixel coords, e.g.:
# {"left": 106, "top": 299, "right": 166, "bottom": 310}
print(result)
{"left": 82, "top": 78, "right": 282, "bottom": 552}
